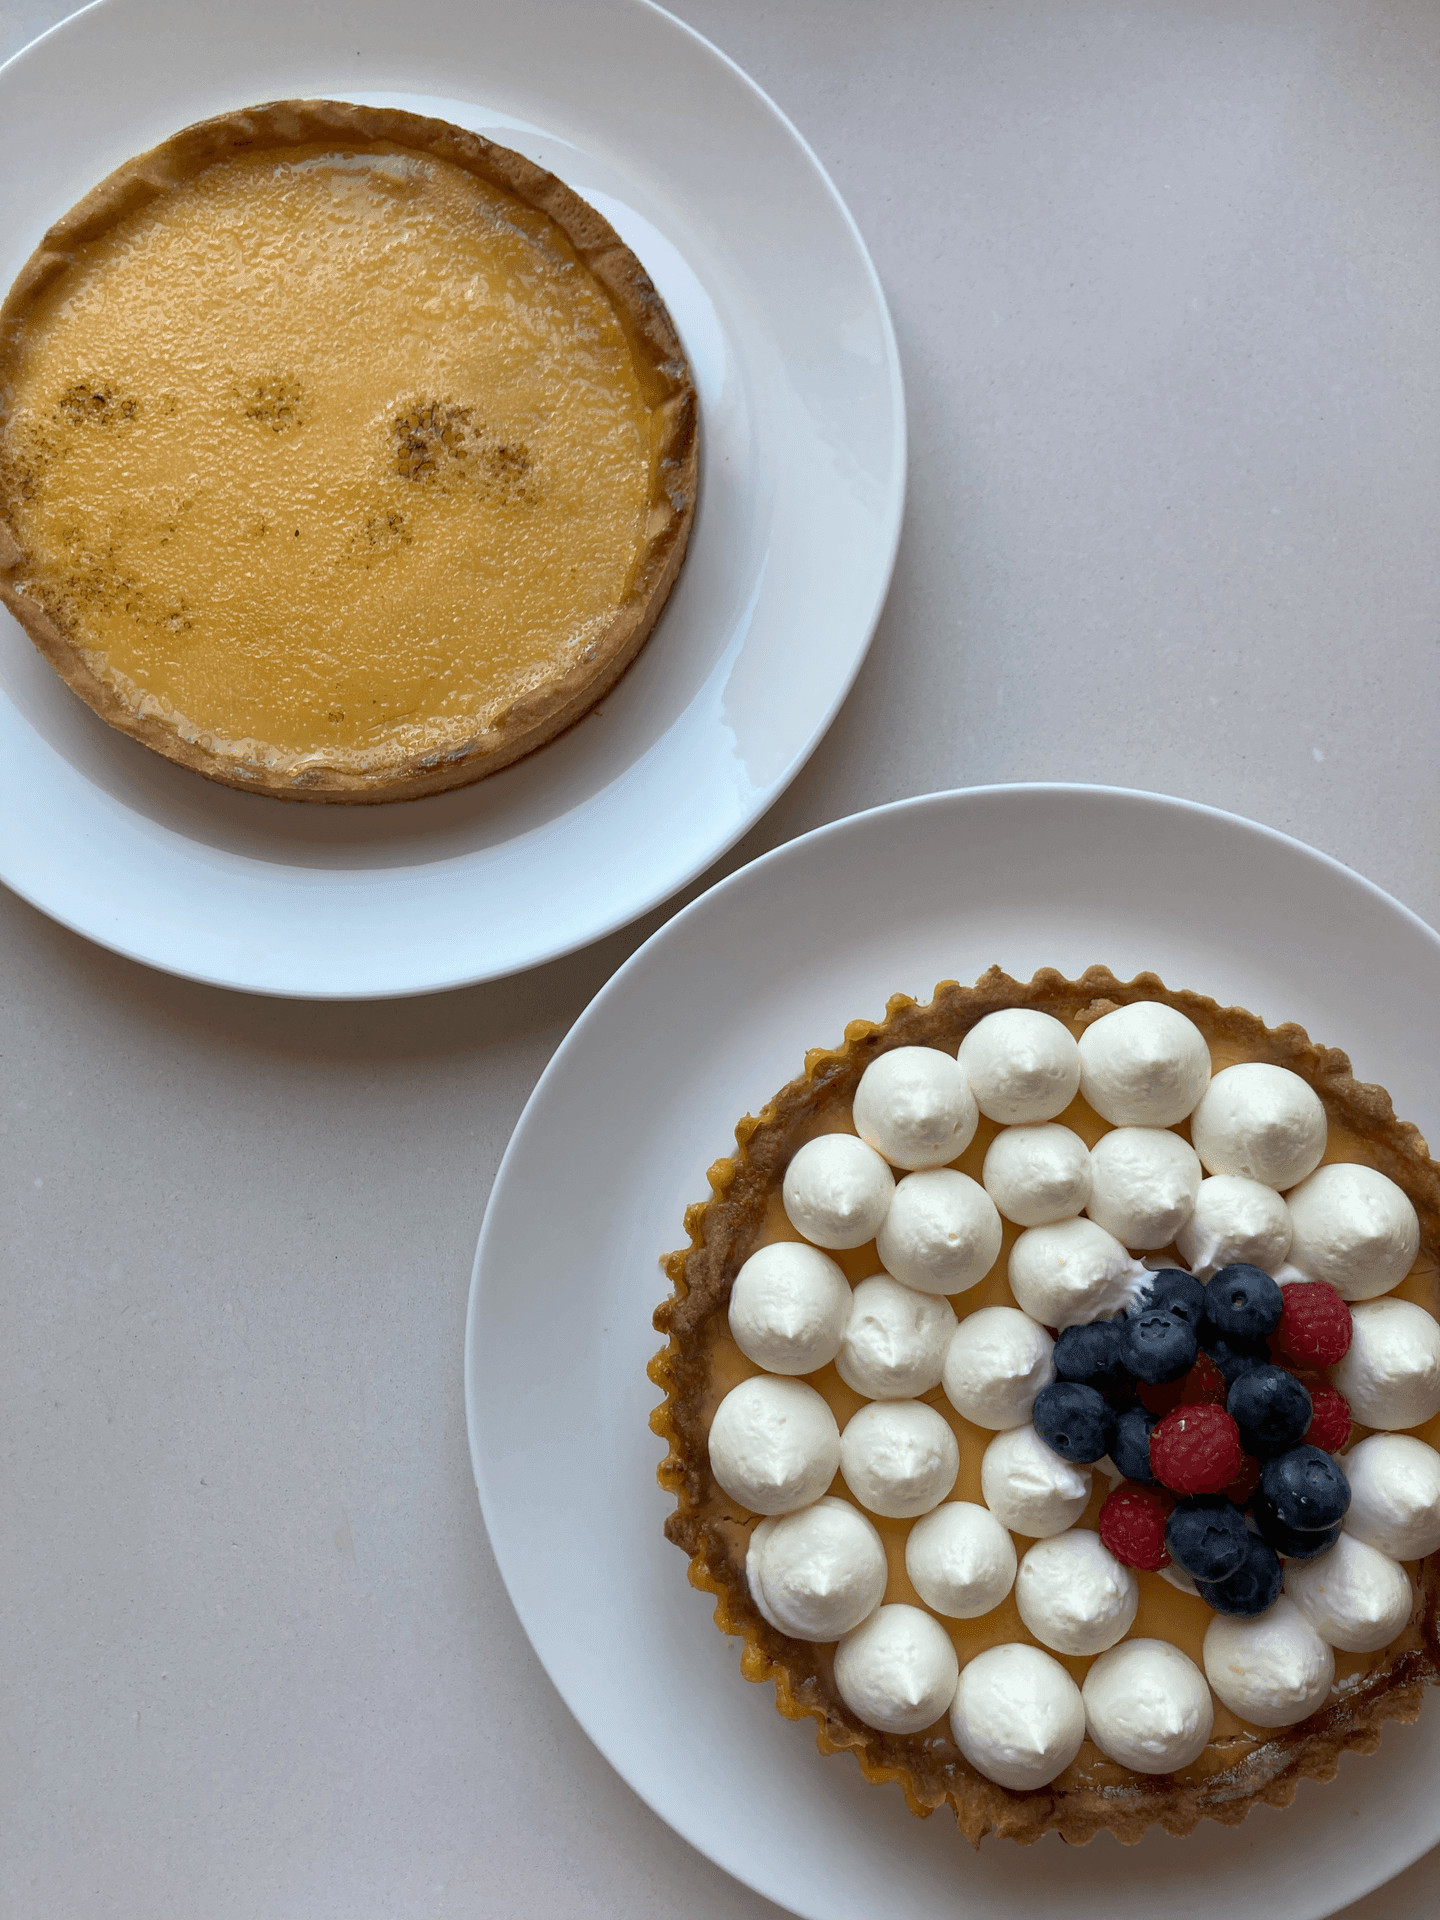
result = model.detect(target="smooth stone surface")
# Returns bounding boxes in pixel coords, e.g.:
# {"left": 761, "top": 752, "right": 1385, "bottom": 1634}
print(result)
{"left": 4, "top": 2, "right": 1439, "bottom": 1916}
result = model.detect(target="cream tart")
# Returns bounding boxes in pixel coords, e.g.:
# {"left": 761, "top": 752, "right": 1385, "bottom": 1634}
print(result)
{"left": 0, "top": 100, "right": 697, "bottom": 802}
{"left": 649, "top": 966, "right": 1440, "bottom": 1846}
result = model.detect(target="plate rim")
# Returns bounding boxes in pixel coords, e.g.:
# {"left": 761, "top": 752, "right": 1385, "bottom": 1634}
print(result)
{"left": 0, "top": 0, "right": 906, "bottom": 999}
{"left": 465, "top": 780, "right": 1440, "bottom": 1918}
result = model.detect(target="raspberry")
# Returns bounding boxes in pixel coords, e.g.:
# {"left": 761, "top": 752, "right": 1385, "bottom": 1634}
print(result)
{"left": 1099, "top": 1482, "right": 1173, "bottom": 1571}
{"left": 1137, "top": 1378, "right": 1182, "bottom": 1417}
{"left": 1150, "top": 1404, "right": 1245, "bottom": 1495}
{"left": 1188, "top": 1350, "right": 1229, "bottom": 1403}
{"left": 1305, "top": 1386, "right": 1354, "bottom": 1454}
{"left": 1285, "top": 1366, "right": 1326, "bottom": 1397}
{"left": 1137, "top": 1350, "right": 1227, "bottom": 1417}
{"left": 1275, "top": 1282, "right": 1353, "bottom": 1368}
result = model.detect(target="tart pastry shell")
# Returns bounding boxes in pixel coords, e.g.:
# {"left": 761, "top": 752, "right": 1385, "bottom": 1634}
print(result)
{"left": 0, "top": 100, "right": 698, "bottom": 803}
{"left": 649, "top": 966, "right": 1440, "bottom": 1846}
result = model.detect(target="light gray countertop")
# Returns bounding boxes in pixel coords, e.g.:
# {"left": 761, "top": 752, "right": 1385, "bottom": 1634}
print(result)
{"left": 3, "top": 2, "right": 1437, "bottom": 1914}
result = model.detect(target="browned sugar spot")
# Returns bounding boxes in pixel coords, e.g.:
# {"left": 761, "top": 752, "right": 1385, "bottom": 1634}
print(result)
{"left": 56, "top": 381, "right": 140, "bottom": 427}
{"left": 236, "top": 376, "right": 307, "bottom": 433}
{"left": 392, "top": 400, "right": 533, "bottom": 499}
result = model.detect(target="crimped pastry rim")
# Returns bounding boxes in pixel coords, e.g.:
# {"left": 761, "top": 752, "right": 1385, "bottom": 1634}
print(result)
{"left": 648, "top": 964, "right": 1440, "bottom": 1847}
{"left": 0, "top": 98, "right": 698, "bottom": 804}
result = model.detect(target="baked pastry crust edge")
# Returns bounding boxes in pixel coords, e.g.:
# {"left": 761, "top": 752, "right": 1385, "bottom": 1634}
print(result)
{"left": 648, "top": 963, "right": 1440, "bottom": 1847}
{"left": 0, "top": 97, "right": 699, "bottom": 804}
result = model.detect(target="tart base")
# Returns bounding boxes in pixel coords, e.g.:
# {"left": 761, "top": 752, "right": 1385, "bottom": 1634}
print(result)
{"left": 0, "top": 99, "right": 698, "bottom": 803}
{"left": 649, "top": 965, "right": 1440, "bottom": 1846}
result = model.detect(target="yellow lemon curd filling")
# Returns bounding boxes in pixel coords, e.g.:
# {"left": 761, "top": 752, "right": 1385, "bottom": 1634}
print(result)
{"left": 1, "top": 145, "right": 658, "bottom": 771}
{"left": 691, "top": 1025, "right": 1440, "bottom": 1786}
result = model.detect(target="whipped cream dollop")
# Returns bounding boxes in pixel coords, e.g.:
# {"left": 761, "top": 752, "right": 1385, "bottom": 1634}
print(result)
{"left": 852, "top": 1045, "right": 978, "bottom": 1170}
{"left": 1190, "top": 1063, "right": 1327, "bottom": 1189}
{"left": 836, "top": 1273, "right": 956, "bottom": 1399}
{"left": 905, "top": 1501, "right": 1017, "bottom": 1618}
{"left": 876, "top": 1168, "right": 1002, "bottom": 1296}
{"left": 840, "top": 1400, "right": 959, "bottom": 1518}
{"left": 746, "top": 1496, "right": 888, "bottom": 1641}
{"left": 708, "top": 1376, "right": 840, "bottom": 1515}
{"left": 1202, "top": 1596, "right": 1335, "bottom": 1728}
{"left": 941, "top": 1305, "right": 1055, "bottom": 1430}
{"left": 1175, "top": 1173, "right": 1293, "bottom": 1278}
{"left": 781, "top": 1133, "right": 895, "bottom": 1250}
{"left": 1284, "top": 1162, "right": 1420, "bottom": 1302}
{"left": 1007, "top": 1217, "right": 1150, "bottom": 1329}
{"left": 950, "top": 1643, "right": 1086, "bottom": 1789}
{"left": 981, "top": 1122, "right": 1092, "bottom": 1227}
{"left": 1331, "top": 1297, "right": 1440, "bottom": 1429}
{"left": 1283, "top": 1533, "right": 1413, "bottom": 1653}
{"left": 728, "top": 1241, "right": 853, "bottom": 1375}
{"left": 1015, "top": 1530, "right": 1138, "bottom": 1656}
{"left": 1085, "top": 1126, "right": 1201, "bottom": 1250}
{"left": 833, "top": 1603, "right": 960, "bottom": 1734}
{"left": 980, "top": 1424, "right": 1092, "bottom": 1537}
{"left": 1341, "top": 1433, "right": 1440, "bottom": 1560}
{"left": 1077, "top": 1001, "right": 1212, "bottom": 1127}
{"left": 956, "top": 1009, "right": 1082, "bottom": 1124}
{"left": 1081, "top": 1639, "right": 1214, "bottom": 1773}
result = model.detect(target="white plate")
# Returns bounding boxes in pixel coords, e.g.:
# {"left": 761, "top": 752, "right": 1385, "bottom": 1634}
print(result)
{"left": 467, "top": 784, "right": 1440, "bottom": 1920}
{"left": 0, "top": 0, "right": 902, "bottom": 998}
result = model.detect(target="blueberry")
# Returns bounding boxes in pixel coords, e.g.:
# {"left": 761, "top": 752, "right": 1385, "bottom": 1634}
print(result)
{"left": 1166, "top": 1497, "right": 1251, "bottom": 1581}
{"left": 1137, "top": 1268, "right": 1207, "bottom": 1327}
{"left": 1253, "top": 1510, "right": 1345, "bottom": 1560}
{"left": 1112, "top": 1406, "right": 1158, "bottom": 1484}
{"left": 1198, "top": 1325, "right": 1271, "bottom": 1386}
{"left": 1204, "top": 1264, "right": 1284, "bottom": 1341}
{"left": 1032, "top": 1381, "right": 1117, "bottom": 1465}
{"left": 1258, "top": 1445, "right": 1351, "bottom": 1532}
{"left": 1121, "top": 1309, "right": 1198, "bottom": 1384}
{"left": 1226, "top": 1366, "right": 1312, "bottom": 1458}
{"left": 1195, "top": 1531, "right": 1284, "bottom": 1616}
{"left": 1052, "top": 1320, "right": 1130, "bottom": 1395}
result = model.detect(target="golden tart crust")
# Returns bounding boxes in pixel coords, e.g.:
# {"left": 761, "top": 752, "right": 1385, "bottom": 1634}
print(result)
{"left": 0, "top": 100, "right": 697, "bottom": 802}
{"left": 649, "top": 966, "right": 1440, "bottom": 1846}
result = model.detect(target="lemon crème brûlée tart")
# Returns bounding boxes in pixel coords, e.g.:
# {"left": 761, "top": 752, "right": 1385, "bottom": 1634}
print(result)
{"left": 0, "top": 100, "right": 697, "bottom": 801}
{"left": 649, "top": 967, "right": 1440, "bottom": 1846}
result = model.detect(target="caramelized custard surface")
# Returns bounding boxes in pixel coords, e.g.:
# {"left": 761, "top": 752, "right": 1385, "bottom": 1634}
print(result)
{"left": 4, "top": 146, "right": 651, "bottom": 762}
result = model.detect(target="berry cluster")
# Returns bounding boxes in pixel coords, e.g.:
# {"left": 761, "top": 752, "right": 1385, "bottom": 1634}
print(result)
{"left": 1031, "top": 1264, "right": 1356, "bottom": 1617}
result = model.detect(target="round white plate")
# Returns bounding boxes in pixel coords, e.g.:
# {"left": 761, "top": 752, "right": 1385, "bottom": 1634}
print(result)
{"left": 0, "top": 0, "right": 902, "bottom": 998}
{"left": 467, "top": 784, "right": 1440, "bottom": 1920}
